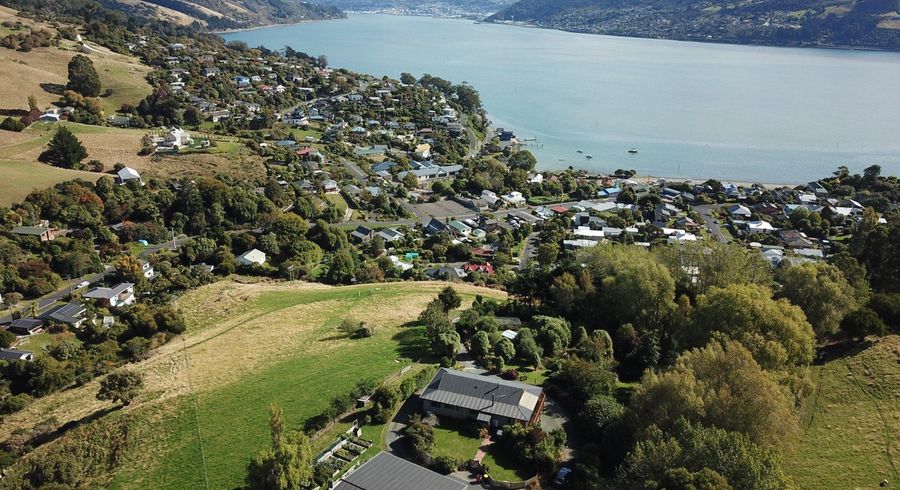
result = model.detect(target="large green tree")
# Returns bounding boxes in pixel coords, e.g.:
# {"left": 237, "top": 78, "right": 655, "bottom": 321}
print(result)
{"left": 66, "top": 54, "right": 101, "bottom": 97}
{"left": 621, "top": 418, "right": 794, "bottom": 490}
{"left": 688, "top": 284, "right": 815, "bottom": 370}
{"left": 629, "top": 339, "right": 799, "bottom": 449}
{"left": 777, "top": 262, "right": 862, "bottom": 339}
{"left": 96, "top": 371, "right": 144, "bottom": 406}
{"left": 40, "top": 126, "right": 88, "bottom": 169}
{"left": 655, "top": 241, "right": 773, "bottom": 296}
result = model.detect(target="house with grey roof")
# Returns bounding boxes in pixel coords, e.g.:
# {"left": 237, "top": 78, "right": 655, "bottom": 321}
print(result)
{"left": 84, "top": 283, "right": 135, "bottom": 308}
{"left": 420, "top": 368, "right": 545, "bottom": 428}
{"left": 10, "top": 225, "right": 59, "bottom": 242}
{"left": 47, "top": 302, "right": 87, "bottom": 329}
{"left": 334, "top": 452, "right": 466, "bottom": 490}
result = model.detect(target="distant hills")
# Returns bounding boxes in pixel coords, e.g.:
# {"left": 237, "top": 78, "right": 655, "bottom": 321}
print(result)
{"left": 96, "top": 0, "right": 345, "bottom": 29}
{"left": 309, "top": 0, "right": 516, "bottom": 17}
{"left": 487, "top": 0, "right": 900, "bottom": 50}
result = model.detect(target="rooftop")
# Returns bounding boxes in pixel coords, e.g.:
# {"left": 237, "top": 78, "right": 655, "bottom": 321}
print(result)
{"left": 334, "top": 452, "right": 466, "bottom": 490}
{"left": 421, "top": 368, "right": 542, "bottom": 422}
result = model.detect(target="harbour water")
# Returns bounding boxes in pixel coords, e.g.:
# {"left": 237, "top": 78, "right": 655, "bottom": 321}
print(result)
{"left": 223, "top": 15, "right": 900, "bottom": 182}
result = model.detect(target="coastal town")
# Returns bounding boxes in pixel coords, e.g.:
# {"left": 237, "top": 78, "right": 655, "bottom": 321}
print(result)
{"left": 0, "top": 1, "right": 897, "bottom": 490}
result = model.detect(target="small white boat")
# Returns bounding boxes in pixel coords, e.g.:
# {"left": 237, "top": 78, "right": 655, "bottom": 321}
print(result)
{"left": 628, "top": 148, "right": 638, "bottom": 154}
{"left": 585, "top": 154, "right": 593, "bottom": 159}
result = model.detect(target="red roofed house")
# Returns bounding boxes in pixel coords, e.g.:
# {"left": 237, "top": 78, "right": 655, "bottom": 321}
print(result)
{"left": 551, "top": 206, "right": 569, "bottom": 214}
{"left": 463, "top": 263, "right": 494, "bottom": 274}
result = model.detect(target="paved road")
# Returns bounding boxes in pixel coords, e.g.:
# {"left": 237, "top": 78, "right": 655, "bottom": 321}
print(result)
{"left": 695, "top": 205, "right": 730, "bottom": 243}
{"left": 518, "top": 232, "right": 540, "bottom": 269}
{"left": 0, "top": 269, "right": 109, "bottom": 323}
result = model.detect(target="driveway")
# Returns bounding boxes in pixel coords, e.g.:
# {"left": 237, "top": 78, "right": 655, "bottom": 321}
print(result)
{"left": 541, "top": 397, "right": 575, "bottom": 461}
{"left": 385, "top": 394, "right": 421, "bottom": 457}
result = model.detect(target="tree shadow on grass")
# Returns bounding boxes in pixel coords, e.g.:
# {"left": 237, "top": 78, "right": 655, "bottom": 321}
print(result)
{"left": 30, "top": 405, "right": 119, "bottom": 448}
{"left": 39, "top": 82, "right": 65, "bottom": 96}
{"left": 815, "top": 338, "right": 874, "bottom": 365}
{"left": 393, "top": 327, "right": 431, "bottom": 362}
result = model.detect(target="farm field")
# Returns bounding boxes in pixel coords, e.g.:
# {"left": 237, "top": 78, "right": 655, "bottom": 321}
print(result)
{"left": 0, "top": 158, "right": 102, "bottom": 206}
{"left": 0, "top": 280, "right": 505, "bottom": 490}
{"left": 785, "top": 335, "right": 900, "bottom": 489}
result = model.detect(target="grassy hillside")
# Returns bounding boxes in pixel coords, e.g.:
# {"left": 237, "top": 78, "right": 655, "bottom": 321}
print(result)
{"left": 0, "top": 159, "right": 101, "bottom": 206}
{"left": 0, "top": 280, "right": 506, "bottom": 489}
{"left": 487, "top": 0, "right": 900, "bottom": 50}
{"left": 0, "top": 11, "right": 152, "bottom": 114}
{"left": 786, "top": 335, "right": 900, "bottom": 489}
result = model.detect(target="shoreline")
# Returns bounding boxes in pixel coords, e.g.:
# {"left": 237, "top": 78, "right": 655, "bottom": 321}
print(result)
{"left": 216, "top": 12, "right": 900, "bottom": 54}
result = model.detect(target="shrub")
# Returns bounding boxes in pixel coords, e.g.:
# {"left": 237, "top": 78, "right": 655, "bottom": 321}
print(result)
{"left": 501, "top": 369, "right": 519, "bottom": 380}
{"left": 431, "top": 455, "right": 459, "bottom": 474}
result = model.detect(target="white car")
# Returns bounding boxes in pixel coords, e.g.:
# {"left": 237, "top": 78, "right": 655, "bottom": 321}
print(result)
{"left": 76, "top": 281, "right": 90, "bottom": 289}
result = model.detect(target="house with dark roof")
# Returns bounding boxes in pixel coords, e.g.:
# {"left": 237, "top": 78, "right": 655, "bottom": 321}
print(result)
{"left": 47, "top": 302, "right": 87, "bottom": 329}
{"left": 10, "top": 225, "right": 59, "bottom": 242}
{"left": 424, "top": 218, "right": 448, "bottom": 236}
{"left": 420, "top": 368, "right": 545, "bottom": 428}
{"left": 334, "top": 452, "right": 466, "bottom": 490}
{"left": 0, "top": 348, "right": 34, "bottom": 362}
{"left": 350, "top": 225, "right": 374, "bottom": 243}
{"left": 6, "top": 318, "right": 45, "bottom": 336}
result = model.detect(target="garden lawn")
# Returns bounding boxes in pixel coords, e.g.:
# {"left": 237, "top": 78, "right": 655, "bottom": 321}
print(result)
{"left": 431, "top": 420, "right": 483, "bottom": 463}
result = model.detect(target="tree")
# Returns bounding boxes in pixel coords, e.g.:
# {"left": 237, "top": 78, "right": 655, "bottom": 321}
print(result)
{"left": 579, "top": 244, "right": 676, "bottom": 330}
{"left": 516, "top": 329, "right": 543, "bottom": 367}
{"left": 630, "top": 339, "right": 798, "bottom": 449}
{"left": 247, "top": 404, "right": 314, "bottom": 490}
{"left": 656, "top": 241, "right": 773, "bottom": 296}
{"left": 402, "top": 172, "right": 418, "bottom": 190}
{"left": 689, "top": 284, "right": 815, "bottom": 370}
{"left": 325, "top": 249, "right": 356, "bottom": 284}
{"left": 532, "top": 315, "right": 572, "bottom": 356}
{"left": 96, "top": 371, "right": 144, "bottom": 406}
{"left": 777, "top": 262, "right": 860, "bottom": 339}
{"left": 535, "top": 241, "right": 559, "bottom": 267}
{"left": 494, "top": 337, "right": 516, "bottom": 362}
{"left": 0, "top": 328, "right": 15, "bottom": 348}
{"left": 470, "top": 330, "right": 490, "bottom": 358}
{"left": 66, "top": 54, "right": 101, "bottom": 97}
{"left": 40, "top": 126, "right": 88, "bottom": 169}
{"left": 438, "top": 286, "right": 461, "bottom": 311}
{"left": 582, "top": 394, "right": 624, "bottom": 437}
{"left": 656, "top": 467, "right": 732, "bottom": 490}
{"left": 840, "top": 308, "right": 886, "bottom": 340}
{"left": 621, "top": 419, "right": 792, "bottom": 490}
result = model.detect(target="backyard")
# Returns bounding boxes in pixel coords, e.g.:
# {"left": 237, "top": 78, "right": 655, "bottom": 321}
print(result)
{"left": 430, "top": 418, "right": 534, "bottom": 482}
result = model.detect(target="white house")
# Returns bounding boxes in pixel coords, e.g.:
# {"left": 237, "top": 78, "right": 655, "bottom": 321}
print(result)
{"left": 481, "top": 189, "right": 499, "bottom": 206}
{"left": 501, "top": 191, "right": 527, "bottom": 206}
{"left": 84, "top": 283, "right": 135, "bottom": 308}
{"left": 237, "top": 249, "right": 266, "bottom": 266}
{"left": 159, "top": 127, "right": 193, "bottom": 150}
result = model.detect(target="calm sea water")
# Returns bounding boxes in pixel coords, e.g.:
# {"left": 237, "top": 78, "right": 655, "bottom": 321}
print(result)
{"left": 222, "top": 15, "right": 900, "bottom": 182}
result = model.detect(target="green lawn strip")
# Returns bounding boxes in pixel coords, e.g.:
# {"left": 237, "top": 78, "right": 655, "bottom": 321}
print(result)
{"left": 431, "top": 419, "right": 482, "bottom": 462}
{"left": 481, "top": 445, "right": 533, "bottom": 482}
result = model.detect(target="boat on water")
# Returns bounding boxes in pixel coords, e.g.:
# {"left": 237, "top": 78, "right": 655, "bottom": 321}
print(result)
{"left": 628, "top": 148, "right": 639, "bottom": 154}
{"left": 576, "top": 149, "right": 583, "bottom": 154}
{"left": 585, "top": 154, "right": 593, "bottom": 159}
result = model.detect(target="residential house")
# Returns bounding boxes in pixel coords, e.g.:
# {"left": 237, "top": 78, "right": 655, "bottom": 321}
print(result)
{"left": 333, "top": 452, "right": 466, "bottom": 490}
{"left": 501, "top": 191, "right": 526, "bottom": 206}
{"left": 140, "top": 260, "right": 155, "bottom": 279}
{"left": 322, "top": 179, "right": 339, "bottom": 194}
{"left": 6, "top": 318, "right": 45, "bottom": 336}
{"left": 10, "top": 224, "right": 59, "bottom": 242}
{"left": 84, "top": 283, "right": 136, "bottom": 308}
{"left": 420, "top": 368, "right": 545, "bottom": 428}
{"left": 780, "top": 229, "right": 815, "bottom": 249}
{"left": 237, "top": 249, "right": 266, "bottom": 266}
{"left": 728, "top": 204, "right": 752, "bottom": 218}
{"left": 424, "top": 218, "right": 448, "bottom": 236}
{"left": 481, "top": 190, "right": 500, "bottom": 206}
{"left": 463, "top": 263, "right": 494, "bottom": 274}
{"left": 48, "top": 302, "right": 87, "bottom": 329}
{"left": 447, "top": 220, "right": 472, "bottom": 238}
{"left": 350, "top": 226, "right": 374, "bottom": 243}
{"left": 377, "top": 228, "right": 404, "bottom": 244}
{"left": 0, "top": 348, "right": 34, "bottom": 362}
